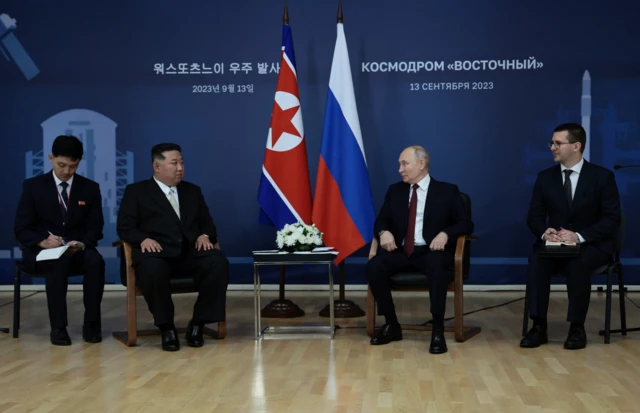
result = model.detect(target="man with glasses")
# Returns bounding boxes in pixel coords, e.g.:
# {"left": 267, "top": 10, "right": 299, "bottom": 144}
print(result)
{"left": 521, "top": 123, "right": 621, "bottom": 350}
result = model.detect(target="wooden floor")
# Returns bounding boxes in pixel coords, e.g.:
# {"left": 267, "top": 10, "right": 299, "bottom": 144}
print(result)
{"left": 1, "top": 289, "right": 640, "bottom": 412}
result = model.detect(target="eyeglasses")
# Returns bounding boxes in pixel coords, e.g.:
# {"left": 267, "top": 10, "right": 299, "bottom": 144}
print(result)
{"left": 547, "top": 141, "right": 573, "bottom": 149}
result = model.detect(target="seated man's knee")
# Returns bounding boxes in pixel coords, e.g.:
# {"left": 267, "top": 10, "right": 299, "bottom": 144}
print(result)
{"left": 83, "top": 248, "right": 105, "bottom": 268}
{"left": 563, "top": 259, "right": 590, "bottom": 277}
{"left": 136, "top": 258, "right": 171, "bottom": 281}
{"left": 205, "top": 252, "right": 229, "bottom": 272}
{"left": 365, "top": 256, "right": 385, "bottom": 281}
{"left": 425, "top": 251, "right": 449, "bottom": 268}
{"left": 200, "top": 253, "right": 230, "bottom": 284}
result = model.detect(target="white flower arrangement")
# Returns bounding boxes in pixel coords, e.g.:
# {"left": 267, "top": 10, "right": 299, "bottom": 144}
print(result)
{"left": 276, "top": 222, "right": 324, "bottom": 252}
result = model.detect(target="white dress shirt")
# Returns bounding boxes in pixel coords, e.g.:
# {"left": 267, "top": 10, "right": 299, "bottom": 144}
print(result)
{"left": 52, "top": 173, "right": 85, "bottom": 249}
{"left": 542, "top": 158, "right": 585, "bottom": 243}
{"left": 154, "top": 177, "right": 180, "bottom": 209}
{"left": 406, "top": 174, "right": 430, "bottom": 247}
{"left": 53, "top": 173, "right": 74, "bottom": 209}
{"left": 561, "top": 157, "right": 583, "bottom": 200}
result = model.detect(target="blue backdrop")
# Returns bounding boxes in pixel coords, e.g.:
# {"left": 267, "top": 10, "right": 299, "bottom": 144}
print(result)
{"left": 2, "top": 0, "right": 639, "bottom": 286}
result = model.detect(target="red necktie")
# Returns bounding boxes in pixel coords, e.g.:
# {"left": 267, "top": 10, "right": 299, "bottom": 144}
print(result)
{"left": 404, "top": 184, "right": 418, "bottom": 257}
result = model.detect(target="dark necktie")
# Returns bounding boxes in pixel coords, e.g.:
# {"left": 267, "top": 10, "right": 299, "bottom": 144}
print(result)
{"left": 60, "top": 181, "right": 69, "bottom": 224}
{"left": 404, "top": 184, "right": 418, "bottom": 257}
{"left": 563, "top": 169, "right": 573, "bottom": 206}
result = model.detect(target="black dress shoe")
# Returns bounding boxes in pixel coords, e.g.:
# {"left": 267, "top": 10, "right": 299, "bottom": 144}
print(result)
{"left": 520, "top": 325, "right": 548, "bottom": 348}
{"left": 429, "top": 331, "right": 448, "bottom": 354}
{"left": 370, "top": 324, "right": 402, "bottom": 345}
{"left": 50, "top": 327, "right": 72, "bottom": 346}
{"left": 185, "top": 320, "right": 204, "bottom": 348}
{"left": 82, "top": 322, "right": 102, "bottom": 343}
{"left": 161, "top": 327, "right": 180, "bottom": 352}
{"left": 564, "top": 326, "right": 587, "bottom": 350}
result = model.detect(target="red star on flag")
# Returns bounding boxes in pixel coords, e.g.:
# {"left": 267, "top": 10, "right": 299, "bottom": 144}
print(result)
{"left": 270, "top": 103, "right": 300, "bottom": 146}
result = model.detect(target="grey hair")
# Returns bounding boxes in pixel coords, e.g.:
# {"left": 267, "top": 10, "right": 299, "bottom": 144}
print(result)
{"left": 410, "top": 145, "right": 430, "bottom": 168}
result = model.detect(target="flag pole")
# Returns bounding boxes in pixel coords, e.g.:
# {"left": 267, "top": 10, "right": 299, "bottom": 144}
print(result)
{"left": 318, "top": 0, "right": 365, "bottom": 319}
{"left": 260, "top": 0, "right": 305, "bottom": 319}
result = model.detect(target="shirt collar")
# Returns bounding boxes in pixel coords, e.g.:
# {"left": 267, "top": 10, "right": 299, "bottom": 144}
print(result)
{"left": 154, "top": 177, "right": 175, "bottom": 195}
{"left": 561, "top": 157, "right": 584, "bottom": 174}
{"left": 53, "top": 172, "right": 74, "bottom": 188}
{"left": 415, "top": 174, "right": 430, "bottom": 191}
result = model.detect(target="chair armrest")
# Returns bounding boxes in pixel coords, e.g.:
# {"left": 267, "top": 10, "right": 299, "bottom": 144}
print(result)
{"left": 454, "top": 234, "right": 476, "bottom": 282}
{"left": 119, "top": 241, "right": 135, "bottom": 288}
{"left": 454, "top": 235, "right": 467, "bottom": 284}
{"left": 369, "top": 238, "right": 379, "bottom": 260}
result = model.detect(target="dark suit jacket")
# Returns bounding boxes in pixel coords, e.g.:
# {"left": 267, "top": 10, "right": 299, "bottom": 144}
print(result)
{"left": 373, "top": 178, "right": 474, "bottom": 253}
{"left": 527, "top": 160, "right": 621, "bottom": 256}
{"left": 14, "top": 171, "right": 104, "bottom": 271}
{"left": 117, "top": 178, "right": 218, "bottom": 265}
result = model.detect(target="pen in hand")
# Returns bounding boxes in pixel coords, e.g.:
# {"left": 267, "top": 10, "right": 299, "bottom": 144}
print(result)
{"left": 48, "top": 231, "right": 66, "bottom": 246}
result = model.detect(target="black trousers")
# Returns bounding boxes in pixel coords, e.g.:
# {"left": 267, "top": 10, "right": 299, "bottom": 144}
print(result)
{"left": 366, "top": 246, "right": 452, "bottom": 322}
{"left": 134, "top": 249, "right": 229, "bottom": 327}
{"left": 526, "top": 244, "right": 610, "bottom": 324}
{"left": 35, "top": 248, "right": 105, "bottom": 328}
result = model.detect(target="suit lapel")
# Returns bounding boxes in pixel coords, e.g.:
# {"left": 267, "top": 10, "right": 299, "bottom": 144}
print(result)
{"left": 177, "top": 182, "right": 190, "bottom": 224}
{"left": 46, "top": 171, "right": 65, "bottom": 225}
{"left": 551, "top": 166, "right": 571, "bottom": 211}
{"left": 147, "top": 178, "right": 181, "bottom": 223}
{"left": 570, "top": 161, "right": 591, "bottom": 213}
{"left": 66, "top": 175, "right": 80, "bottom": 220}
{"left": 398, "top": 183, "right": 411, "bottom": 236}
{"left": 422, "top": 178, "right": 437, "bottom": 223}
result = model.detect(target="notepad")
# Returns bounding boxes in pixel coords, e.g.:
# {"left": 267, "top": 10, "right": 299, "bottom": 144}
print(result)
{"left": 312, "top": 247, "right": 335, "bottom": 252}
{"left": 36, "top": 245, "right": 69, "bottom": 261}
{"left": 294, "top": 250, "right": 339, "bottom": 255}
{"left": 545, "top": 241, "right": 577, "bottom": 247}
{"left": 252, "top": 250, "right": 289, "bottom": 254}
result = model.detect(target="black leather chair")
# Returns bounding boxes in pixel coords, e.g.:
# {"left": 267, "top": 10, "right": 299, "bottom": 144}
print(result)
{"left": 522, "top": 214, "right": 627, "bottom": 344}
{"left": 366, "top": 192, "right": 481, "bottom": 342}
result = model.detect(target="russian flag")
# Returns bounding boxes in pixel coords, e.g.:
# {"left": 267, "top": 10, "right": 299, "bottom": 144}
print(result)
{"left": 312, "top": 19, "right": 375, "bottom": 264}
{"left": 258, "top": 20, "right": 312, "bottom": 229}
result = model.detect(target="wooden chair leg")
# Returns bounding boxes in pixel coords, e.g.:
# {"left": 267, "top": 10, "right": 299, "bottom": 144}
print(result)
{"left": 217, "top": 321, "right": 227, "bottom": 339}
{"left": 366, "top": 286, "right": 375, "bottom": 337}
{"left": 113, "top": 284, "right": 138, "bottom": 346}
{"left": 453, "top": 277, "right": 481, "bottom": 343}
{"left": 202, "top": 321, "right": 227, "bottom": 339}
{"left": 127, "top": 289, "right": 138, "bottom": 346}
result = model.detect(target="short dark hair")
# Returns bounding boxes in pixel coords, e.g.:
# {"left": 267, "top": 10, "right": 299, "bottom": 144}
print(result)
{"left": 554, "top": 123, "right": 586, "bottom": 154}
{"left": 51, "top": 135, "right": 83, "bottom": 161}
{"left": 151, "top": 143, "right": 182, "bottom": 163}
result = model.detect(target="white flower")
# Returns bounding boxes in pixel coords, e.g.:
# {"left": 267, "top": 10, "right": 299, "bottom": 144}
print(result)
{"left": 276, "top": 221, "right": 324, "bottom": 250}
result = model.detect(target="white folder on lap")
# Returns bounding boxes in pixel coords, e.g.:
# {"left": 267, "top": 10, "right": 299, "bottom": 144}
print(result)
{"left": 36, "top": 246, "right": 69, "bottom": 261}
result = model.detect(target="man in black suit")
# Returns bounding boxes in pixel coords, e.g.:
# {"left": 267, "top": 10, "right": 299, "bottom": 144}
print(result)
{"left": 367, "top": 145, "right": 474, "bottom": 354}
{"left": 14, "top": 135, "right": 105, "bottom": 346}
{"left": 117, "top": 143, "right": 229, "bottom": 351}
{"left": 521, "top": 123, "right": 621, "bottom": 350}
